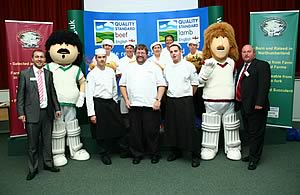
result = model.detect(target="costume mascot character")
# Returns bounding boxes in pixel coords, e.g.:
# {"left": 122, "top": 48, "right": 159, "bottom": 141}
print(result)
{"left": 45, "top": 31, "right": 90, "bottom": 166}
{"left": 198, "top": 22, "right": 241, "bottom": 160}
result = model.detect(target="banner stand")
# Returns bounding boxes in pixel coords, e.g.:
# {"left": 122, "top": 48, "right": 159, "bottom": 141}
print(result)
{"left": 250, "top": 10, "right": 299, "bottom": 128}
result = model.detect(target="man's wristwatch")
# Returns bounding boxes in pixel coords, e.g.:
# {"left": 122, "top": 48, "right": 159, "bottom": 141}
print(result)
{"left": 155, "top": 98, "right": 161, "bottom": 102}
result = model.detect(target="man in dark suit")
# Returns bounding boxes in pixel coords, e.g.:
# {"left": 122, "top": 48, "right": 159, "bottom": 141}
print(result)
{"left": 235, "top": 44, "right": 271, "bottom": 170}
{"left": 17, "top": 49, "right": 61, "bottom": 180}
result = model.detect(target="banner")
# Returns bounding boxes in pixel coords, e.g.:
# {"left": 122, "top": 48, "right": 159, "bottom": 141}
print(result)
{"left": 67, "top": 10, "right": 86, "bottom": 75}
{"left": 67, "top": 10, "right": 89, "bottom": 125}
{"left": 250, "top": 11, "right": 299, "bottom": 128}
{"left": 84, "top": 0, "right": 198, "bottom": 12}
{"left": 83, "top": 6, "right": 223, "bottom": 72}
{"left": 5, "top": 20, "right": 53, "bottom": 137}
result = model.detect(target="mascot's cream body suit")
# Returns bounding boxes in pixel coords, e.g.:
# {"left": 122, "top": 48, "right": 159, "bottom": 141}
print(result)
{"left": 199, "top": 22, "right": 241, "bottom": 161}
{"left": 45, "top": 31, "right": 90, "bottom": 166}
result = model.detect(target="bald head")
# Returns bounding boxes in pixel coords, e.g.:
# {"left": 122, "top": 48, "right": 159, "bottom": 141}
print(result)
{"left": 241, "top": 44, "right": 256, "bottom": 63}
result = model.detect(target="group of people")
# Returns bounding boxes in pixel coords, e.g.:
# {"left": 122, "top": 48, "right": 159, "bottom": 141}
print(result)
{"left": 85, "top": 38, "right": 203, "bottom": 168}
{"left": 85, "top": 32, "right": 270, "bottom": 171}
{"left": 17, "top": 25, "right": 271, "bottom": 181}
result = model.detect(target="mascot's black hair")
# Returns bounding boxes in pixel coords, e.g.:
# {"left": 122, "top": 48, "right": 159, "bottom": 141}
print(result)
{"left": 45, "top": 31, "right": 83, "bottom": 65}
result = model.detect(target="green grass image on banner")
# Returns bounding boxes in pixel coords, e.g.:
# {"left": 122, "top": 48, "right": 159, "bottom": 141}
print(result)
{"left": 159, "top": 30, "right": 177, "bottom": 42}
{"left": 96, "top": 31, "right": 114, "bottom": 44}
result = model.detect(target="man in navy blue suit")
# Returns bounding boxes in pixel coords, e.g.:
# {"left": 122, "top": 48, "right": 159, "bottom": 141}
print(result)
{"left": 235, "top": 44, "right": 271, "bottom": 170}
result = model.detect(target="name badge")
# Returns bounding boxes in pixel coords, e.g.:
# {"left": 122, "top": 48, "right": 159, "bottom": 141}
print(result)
{"left": 244, "top": 71, "right": 250, "bottom": 77}
{"left": 30, "top": 77, "right": 37, "bottom": 81}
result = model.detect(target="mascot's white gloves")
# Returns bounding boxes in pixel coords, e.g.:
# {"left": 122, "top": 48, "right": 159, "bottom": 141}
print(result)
{"left": 199, "top": 61, "right": 215, "bottom": 82}
{"left": 76, "top": 92, "right": 85, "bottom": 107}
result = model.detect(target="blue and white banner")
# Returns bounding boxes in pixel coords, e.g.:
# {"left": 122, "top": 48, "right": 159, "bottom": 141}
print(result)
{"left": 83, "top": 8, "right": 210, "bottom": 68}
{"left": 94, "top": 20, "right": 137, "bottom": 46}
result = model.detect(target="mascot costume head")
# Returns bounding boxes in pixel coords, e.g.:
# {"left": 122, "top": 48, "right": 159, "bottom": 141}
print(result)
{"left": 46, "top": 31, "right": 83, "bottom": 66}
{"left": 199, "top": 22, "right": 241, "bottom": 161}
{"left": 45, "top": 31, "right": 90, "bottom": 167}
{"left": 202, "top": 22, "right": 239, "bottom": 63}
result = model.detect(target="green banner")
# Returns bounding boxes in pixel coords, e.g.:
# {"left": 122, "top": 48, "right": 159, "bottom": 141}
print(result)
{"left": 67, "top": 10, "right": 89, "bottom": 125}
{"left": 208, "top": 6, "right": 224, "bottom": 24}
{"left": 250, "top": 11, "right": 299, "bottom": 128}
{"left": 67, "top": 10, "right": 86, "bottom": 75}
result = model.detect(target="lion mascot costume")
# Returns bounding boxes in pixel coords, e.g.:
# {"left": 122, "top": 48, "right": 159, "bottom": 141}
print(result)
{"left": 198, "top": 22, "right": 241, "bottom": 160}
{"left": 45, "top": 31, "right": 90, "bottom": 166}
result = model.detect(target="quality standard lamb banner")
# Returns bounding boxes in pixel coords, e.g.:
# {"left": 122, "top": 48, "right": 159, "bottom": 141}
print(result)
{"left": 82, "top": 7, "right": 224, "bottom": 71}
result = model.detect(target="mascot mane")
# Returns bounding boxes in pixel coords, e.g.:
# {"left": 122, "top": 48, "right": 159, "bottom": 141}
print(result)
{"left": 202, "top": 22, "right": 239, "bottom": 61}
{"left": 45, "top": 31, "right": 83, "bottom": 65}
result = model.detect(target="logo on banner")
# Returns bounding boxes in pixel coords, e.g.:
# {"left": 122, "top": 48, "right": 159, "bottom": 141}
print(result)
{"left": 260, "top": 17, "right": 287, "bottom": 37}
{"left": 94, "top": 20, "right": 137, "bottom": 45}
{"left": 157, "top": 17, "right": 200, "bottom": 43}
{"left": 17, "top": 30, "right": 41, "bottom": 48}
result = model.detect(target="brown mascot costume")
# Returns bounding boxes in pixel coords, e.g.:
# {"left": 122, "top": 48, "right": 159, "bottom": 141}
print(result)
{"left": 198, "top": 22, "right": 241, "bottom": 160}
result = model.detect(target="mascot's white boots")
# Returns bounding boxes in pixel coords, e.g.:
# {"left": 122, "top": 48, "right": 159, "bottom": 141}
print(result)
{"left": 52, "top": 122, "right": 68, "bottom": 166}
{"left": 201, "top": 113, "right": 221, "bottom": 160}
{"left": 201, "top": 113, "right": 241, "bottom": 160}
{"left": 223, "top": 113, "right": 241, "bottom": 160}
{"left": 52, "top": 120, "right": 90, "bottom": 167}
{"left": 66, "top": 119, "right": 90, "bottom": 161}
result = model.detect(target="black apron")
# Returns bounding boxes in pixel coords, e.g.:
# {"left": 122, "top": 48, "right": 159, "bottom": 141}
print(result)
{"left": 92, "top": 97, "right": 125, "bottom": 139}
{"left": 164, "top": 96, "right": 201, "bottom": 151}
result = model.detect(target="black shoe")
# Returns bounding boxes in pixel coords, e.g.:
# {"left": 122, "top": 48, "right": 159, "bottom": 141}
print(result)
{"left": 120, "top": 151, "right": 132, "bottom": 159}
{"left": 101, "top": 155, "right": 112, "bottom": 165}
{"left": 151, "top": 155, "right": 160, "bottom": 164}
{"left": 132, "top": 157, "right": 142, "bottom": 164}
{"left": 26, "top": 170, "right": 38, "bottom": 181}
{"left": 242, "top": 156, "right": 250, "bottom": 162}
{"left": 167, "top": 152, "right": 182, "bottom": 162}
{"left": 248, "top": 161, "right": 257, "bottom": 170}
{"left": 191, "top": 157, "right": 200, "bottom": 168}
{"left": 44, "top": 165, "right": 60, "bottom": 172}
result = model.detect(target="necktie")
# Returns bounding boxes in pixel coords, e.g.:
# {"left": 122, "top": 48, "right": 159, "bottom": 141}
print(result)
{"left": 236, "top": 63, "right": 248, "bottom": 101}
{"left": 37, "top": 69, "right": 44, "bottom": 103}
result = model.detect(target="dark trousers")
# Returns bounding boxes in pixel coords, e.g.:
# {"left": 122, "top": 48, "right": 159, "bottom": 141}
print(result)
{"left": 241, "top": 108, "right": 268, "bottom": 163}
{"left": 96, "top": 137, "right": 125, "bottom": 155}
{"left": 129, "top": 107, "right": 160, "bottom": 158}
{"left": 26, "top": 109, "right": 53, "bottom": 173}
{"left": 193, "top": 87, "right": 205, "bottom": 120}
{"left": 164, "top": 96, "right": 200, "bottom": 152}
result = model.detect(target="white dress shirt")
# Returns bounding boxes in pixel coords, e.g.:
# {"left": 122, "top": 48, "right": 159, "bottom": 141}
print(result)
{"left": 116, "top": 55, "right": 136, "bottom": 75}
{"left": 86, "top": 66, "right": 117, "bottom": 116}
{"left": 164, "top": 60, "right": 199, "bottom": 97}
{"left": 119, "top": 61, "right": 167, "bottom": 107}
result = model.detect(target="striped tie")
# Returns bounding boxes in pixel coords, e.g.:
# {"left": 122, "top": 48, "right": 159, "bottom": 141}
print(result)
{"left": 236, "top": 63, "right": 248, "bottom": 101}
{"left": 37, "top": 69, "right": 44, "bottom": 103}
